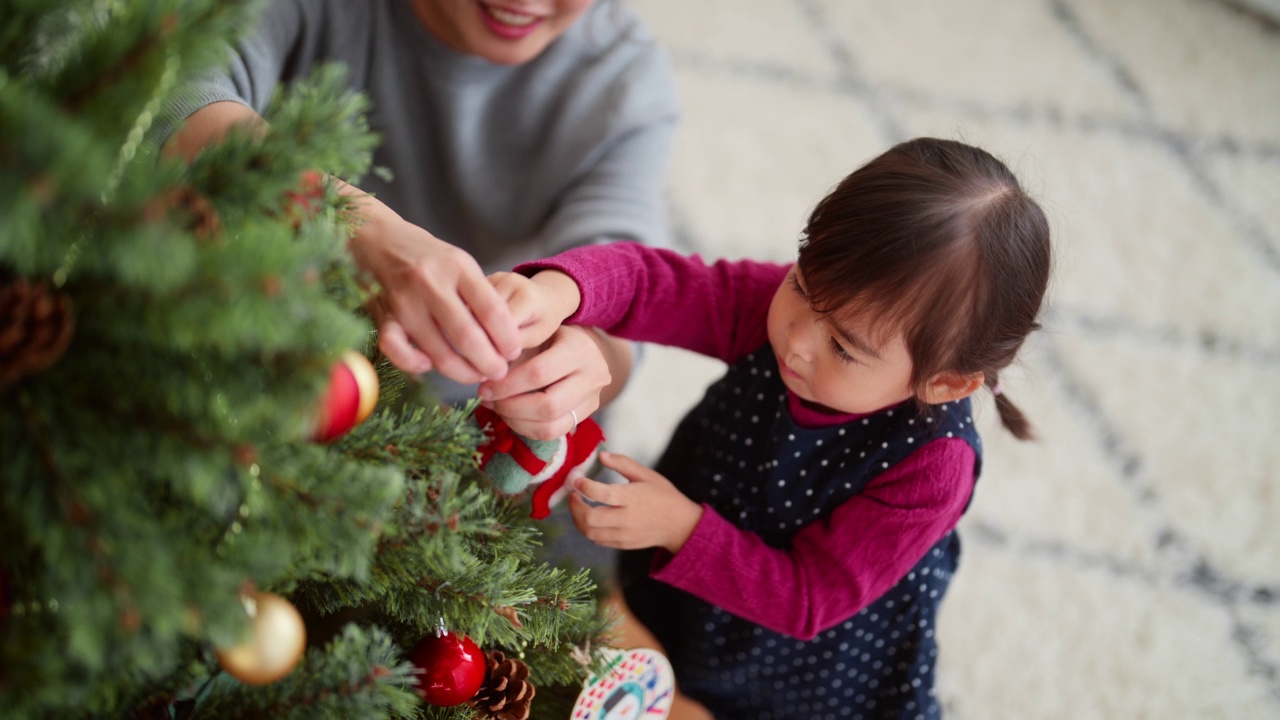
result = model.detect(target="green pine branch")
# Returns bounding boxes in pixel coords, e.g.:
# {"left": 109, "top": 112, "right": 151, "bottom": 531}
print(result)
{"left": 193, "top": 624, "right": 420, "bottom": 720}
{"left": 1, "top": 2, "right": 608, "bottom": 717}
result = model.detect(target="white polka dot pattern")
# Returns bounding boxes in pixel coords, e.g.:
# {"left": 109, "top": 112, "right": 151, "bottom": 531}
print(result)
{"left": 619, "top": 349, "right": 983, "bottom": 719}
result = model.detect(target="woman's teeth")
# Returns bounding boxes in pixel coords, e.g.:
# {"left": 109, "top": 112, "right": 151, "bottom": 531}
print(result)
{"left": 488, "top": 6, "right": 537, "bottom": 26}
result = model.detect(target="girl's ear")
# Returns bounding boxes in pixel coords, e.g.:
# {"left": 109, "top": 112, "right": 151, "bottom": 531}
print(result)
{"left": 921, "top": 371, "right": 984, "bottom": 404}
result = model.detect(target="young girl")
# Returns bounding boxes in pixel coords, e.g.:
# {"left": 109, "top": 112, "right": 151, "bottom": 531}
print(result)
{"left": 492, "top": 137, "right": 1053, "bottom": 719}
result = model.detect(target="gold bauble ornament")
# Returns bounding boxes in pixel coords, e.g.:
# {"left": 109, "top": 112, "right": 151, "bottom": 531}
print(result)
{"left": 215, "top": 591, "right": 306, "bottom": 685}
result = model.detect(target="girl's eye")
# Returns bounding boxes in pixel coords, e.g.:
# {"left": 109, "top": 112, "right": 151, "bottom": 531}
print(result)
{"left": 789, "top": 274, "right": 807, "bottom": 298}
{"left": 829, "top": 337, "right": 857, "bottom": 364}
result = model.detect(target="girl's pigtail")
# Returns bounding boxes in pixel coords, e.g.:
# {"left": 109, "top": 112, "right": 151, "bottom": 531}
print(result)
{"left": 988, "top": 375, "right": 1035, "bottom": 441}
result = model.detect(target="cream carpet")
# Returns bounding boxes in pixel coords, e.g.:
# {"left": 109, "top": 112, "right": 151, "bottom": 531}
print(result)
{"left": 601, "top": 0, "right": 1280, "bottom": 717}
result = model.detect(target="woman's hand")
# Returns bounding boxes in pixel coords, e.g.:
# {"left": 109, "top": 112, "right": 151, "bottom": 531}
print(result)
{"left": 350, "top": 205, "right": 522, "bottom": 384}
{"left": 477, "top": 325, "right": 614, "bottom": 440}
{"left": 167, "top": 103, "right": 523, "bottom": 385}
{"left": 568, "top": 452, "right": 703, "bottom": 554}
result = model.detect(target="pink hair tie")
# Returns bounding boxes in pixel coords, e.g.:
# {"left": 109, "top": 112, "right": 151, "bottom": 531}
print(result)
{"left": 991, "top": 383, "right": 1004, "bottom": 396}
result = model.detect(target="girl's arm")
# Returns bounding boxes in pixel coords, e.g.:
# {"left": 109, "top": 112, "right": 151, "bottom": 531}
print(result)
{"left": 513, "top": 241, "right": 789, "bottom": 364}
{"left": 475, "top": 30, "right": 680, "bottom": 436}
{"left": 647, "top": 438, "right": 977, "bottom": 641}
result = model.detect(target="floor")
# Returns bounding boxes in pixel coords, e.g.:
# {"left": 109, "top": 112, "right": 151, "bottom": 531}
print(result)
{"left": 601, "top": 1, "right": 1280, "bottom": 717}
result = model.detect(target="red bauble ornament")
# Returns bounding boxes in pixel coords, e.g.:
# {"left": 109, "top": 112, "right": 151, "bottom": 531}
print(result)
{"left": 282, "top": 170, "right": 326, "bottom": 230}
{"left": 311, "top": 350, "right": 379, "bottom": 443}
{"left": 410, "top": 629, "right": 486, "bottom": 707}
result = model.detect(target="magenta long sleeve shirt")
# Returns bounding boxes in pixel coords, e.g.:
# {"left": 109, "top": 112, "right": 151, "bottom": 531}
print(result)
{"left": 516, "top": 242, "right": 977, "bottom": 639}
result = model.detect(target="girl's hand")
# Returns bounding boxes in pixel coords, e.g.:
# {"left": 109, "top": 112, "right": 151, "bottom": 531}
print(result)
{"left": 349, "top": 201, "right": 521, "bottom": 384}
{"left": 477, "top": 325, "right": 611, "bottom": 440}
{"left": 568, "top": 452, "right": 703, "bottom": 554}
{"left": 488, "top": 270, "right": 581, "bottom": 351}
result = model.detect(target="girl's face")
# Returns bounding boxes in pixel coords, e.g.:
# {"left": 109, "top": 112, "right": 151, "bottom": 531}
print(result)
{"left": 768, "top": 268, "right": 919, "bottom": 416}
{"left": 411, "top": 0, "right": 596, "bottom": 66}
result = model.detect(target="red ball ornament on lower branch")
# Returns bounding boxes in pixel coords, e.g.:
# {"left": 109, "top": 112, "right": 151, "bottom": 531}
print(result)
{"left": 410, "top": 628, "right": 486, "bottom": 707}
{"left": 311, "top": 350, "right": 380, "bottom": 443}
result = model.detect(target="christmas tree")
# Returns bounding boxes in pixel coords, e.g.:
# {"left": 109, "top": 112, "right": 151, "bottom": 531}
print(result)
{"left": 0, "top": 1, "right": 614, "bottom": 717}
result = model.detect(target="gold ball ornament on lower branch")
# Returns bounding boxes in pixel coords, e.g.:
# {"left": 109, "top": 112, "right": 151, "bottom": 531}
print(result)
{"left": 215, "top": 591, "right": 307, "bottom": 685}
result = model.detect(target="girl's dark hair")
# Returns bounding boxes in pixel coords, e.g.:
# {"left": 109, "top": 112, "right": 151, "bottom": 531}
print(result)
{"left": 797, "top": 137, "right": 1051, "bottom": 440}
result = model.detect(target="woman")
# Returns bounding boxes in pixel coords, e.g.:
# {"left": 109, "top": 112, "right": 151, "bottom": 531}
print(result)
{"left": 163, "top": 0, "right": 680, "bottom": 439}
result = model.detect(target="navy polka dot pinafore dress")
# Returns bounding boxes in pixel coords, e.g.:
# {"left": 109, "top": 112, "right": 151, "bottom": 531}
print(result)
{"left": 618, "top": 347, "right": 982, "bottom": 720}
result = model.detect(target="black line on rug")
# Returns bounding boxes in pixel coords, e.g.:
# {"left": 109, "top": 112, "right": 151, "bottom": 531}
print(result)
{"left": 665, "top": 49, "right": 1280, "bottom": 167}
{"left": 789, "top": 0, "right": 906, "bottom": 144}
{"left": 1038, "top": 336, "right": 1149, "bottom": 491}
{"left": 1043, "top": 0, "right": 1280, "bottom": 272}
{"left": 1044, "top": 306, "right": 1280, "bottom": 368}
{"left": 1205, "top": 0, "right": 1280, "bottom": 34}
{"left": 968, "top": 519, "right": 1280, "bottom": 705}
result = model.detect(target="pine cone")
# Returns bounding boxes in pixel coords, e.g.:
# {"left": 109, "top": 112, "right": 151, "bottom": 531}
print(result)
{"left": 0, "top": 278, "right": 74, "bottom": 386}
{"left": 143, "top": 185, "right": 221, "bottom": 240}
{"left": 467, "top": 650, "right": 536, "bottom": 720}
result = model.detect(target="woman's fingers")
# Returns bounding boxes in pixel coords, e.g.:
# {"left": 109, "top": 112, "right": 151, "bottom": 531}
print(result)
{"left": 368, "top": 232, "right": 520, "bottom": 382}
{"left": 459, "top": 273, "right": 522, "bottom": 362}
{"left": 478, "top": 326, "right": 609, "bottom": 439}
{"left": 485, "top": 368, "right": 599, "bottom": 439}
{"left": 375, "top": 315, "right": 432, "bottom": 374}
{"left": 391, "top": 294, "right": 489, "bottom": 383}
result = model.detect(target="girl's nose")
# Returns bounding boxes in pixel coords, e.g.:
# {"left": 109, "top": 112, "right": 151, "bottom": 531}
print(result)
{"left": 787, "top": 320, "right": 816, "bottom": 362}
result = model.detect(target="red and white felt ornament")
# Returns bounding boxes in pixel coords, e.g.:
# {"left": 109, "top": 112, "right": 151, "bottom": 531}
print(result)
{"left": 473, "top": 405, "right": 605, "bottom": 519}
